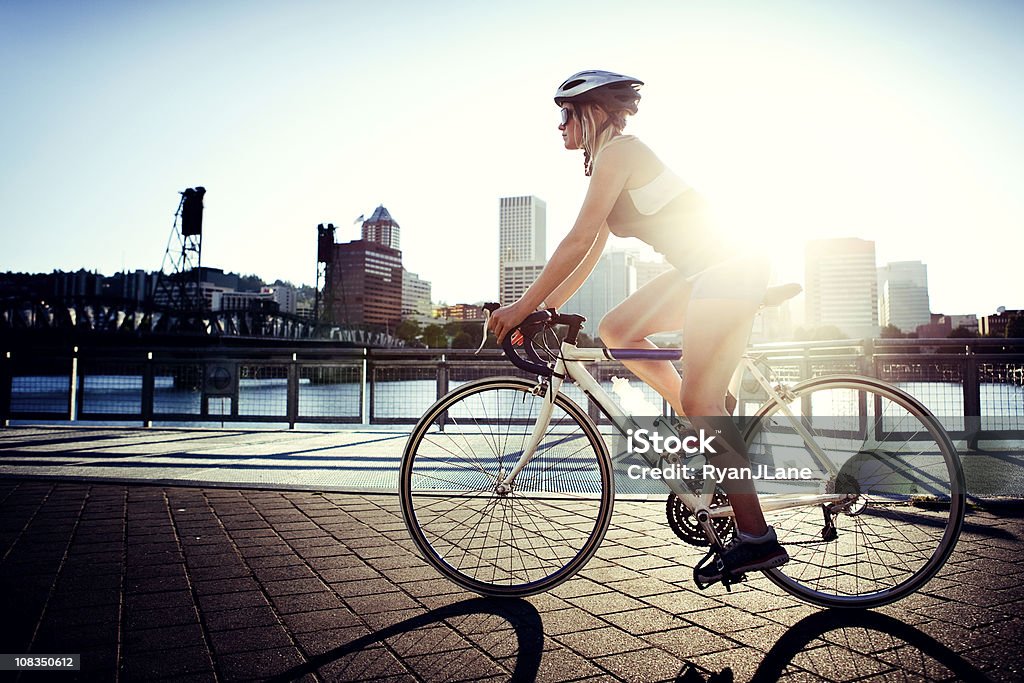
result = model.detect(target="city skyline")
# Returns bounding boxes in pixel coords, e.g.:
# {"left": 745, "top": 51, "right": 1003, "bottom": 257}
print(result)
{"left": 1, "top": 1, "right": 1021, "bottom": 314}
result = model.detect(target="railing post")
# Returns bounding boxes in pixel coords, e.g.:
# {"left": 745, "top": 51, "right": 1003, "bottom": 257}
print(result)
{"left": 1, "top": 350, "right": 11, "bottom": 428}
{"left": 287, "top": 352, "right": 299, "bottom": 429}
{"left": 964, "top": 348, "right": 981, "bottom": 450}
{"left": 437, "top": 353, "right": 449, "bottom": 401}
{"left": 141, "top": 351, "right": 154, "bottom": 428}
{"left": 69, "top": 345, "right": 79, "bottom": 422}
{"left": 363, "top": 348, "right": 371, "bottom": 425}
{"left": 861, "top": 338, "right": 876, "bottom": 378}
{"left": 436, "top": 353, "right": 449, "bottom": 431}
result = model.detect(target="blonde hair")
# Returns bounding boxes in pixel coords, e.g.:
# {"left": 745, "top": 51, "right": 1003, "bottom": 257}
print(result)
{"left": 578, "top": 104, "right": 630, "bottom": 176}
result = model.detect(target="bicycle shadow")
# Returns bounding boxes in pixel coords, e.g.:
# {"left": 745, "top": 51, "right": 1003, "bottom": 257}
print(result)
{"left": 265, "top": 596, "right": 543, "bottom": 682}
{"left": 675, "top": 609, "right": 994, "bottom": 682}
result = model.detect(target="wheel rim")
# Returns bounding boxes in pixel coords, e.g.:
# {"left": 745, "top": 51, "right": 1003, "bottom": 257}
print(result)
{"left": 746, "top": 377, "right": 964, "bottom": 607}
{"left": 400, "top": 379, "right": 613, "bottom": 596}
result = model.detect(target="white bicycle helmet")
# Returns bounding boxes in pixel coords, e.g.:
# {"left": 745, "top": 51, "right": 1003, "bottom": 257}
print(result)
{"left": 554, "top": 70, "right": 643, "bottom": 113}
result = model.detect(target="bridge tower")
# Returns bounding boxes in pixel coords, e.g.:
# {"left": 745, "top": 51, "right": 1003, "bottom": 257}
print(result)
{"left": 151, "top": 187, "right": 207, "bottom": 312}
{"left": 314, "top": 223, "right": 336, "bottom": 323}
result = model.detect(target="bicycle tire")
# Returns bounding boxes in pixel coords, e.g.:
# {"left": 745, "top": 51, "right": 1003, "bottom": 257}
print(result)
{"left": 399, "top": 377, "right": 614, "bottom": 597}
{"left": 744, "top": 375, "right": 965, "bottom": 608}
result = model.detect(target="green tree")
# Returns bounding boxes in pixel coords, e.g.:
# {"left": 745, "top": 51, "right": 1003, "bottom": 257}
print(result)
{"left": 422, "top": 324, "right": 447, "bottom": 349}
{"left": 1006, "top": 315, "right": 1024, "bottom": 339}
{"left": 395, "top": 320, "right": 422, "bottom": 345}
{"left": 237, "top": 273, "right": 265, "bottom": 292}
{"left": 451, "top": 331, "right": 474, "bottom": 349}
{"left": 947, "top": 327, "right": 978, "bottom": 339}
{"left": 880, "top": 324, "right": 905, "bottom": 339}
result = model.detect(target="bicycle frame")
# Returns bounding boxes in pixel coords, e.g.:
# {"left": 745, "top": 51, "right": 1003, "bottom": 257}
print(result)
{"left": 497, "top": 340, "right": 849, "bottom": 522}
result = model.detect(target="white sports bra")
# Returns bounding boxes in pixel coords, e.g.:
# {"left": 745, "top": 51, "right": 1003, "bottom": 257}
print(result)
{"left": 604, "top": 136, "right": 690, "bottom": 215}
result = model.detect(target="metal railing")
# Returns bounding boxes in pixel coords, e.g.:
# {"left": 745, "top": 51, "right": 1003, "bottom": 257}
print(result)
{"left": 2, "top": 339, "right": 1022, "bottom": 447}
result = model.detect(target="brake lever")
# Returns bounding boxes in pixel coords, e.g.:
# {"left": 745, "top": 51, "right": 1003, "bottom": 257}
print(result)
{"left": 475, "top": 309, "right": 490, "bottom": 354}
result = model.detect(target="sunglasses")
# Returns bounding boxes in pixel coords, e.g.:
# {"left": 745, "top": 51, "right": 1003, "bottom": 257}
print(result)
{"left": 559, "top": 107, "right": 575, "bottom": 126}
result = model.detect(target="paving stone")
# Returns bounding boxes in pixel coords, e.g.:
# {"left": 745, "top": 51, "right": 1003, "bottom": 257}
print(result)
{"left": 121, "top": 644, "right": 215, "bottom": 680}
{"left": 595, "top": 646, "right": 689, "bottom": 682}
{"left": 554, "top": 625, "right": 650, "bottom": 658}
{"left": 279, "top": 607, "right": 364, "bottom": 634}
{"left": 315, "top": 645, "right": 410, "bottom": 681}
{"left": 600, "top": 607, "right": 690, "bottom": 635}
{"left": 203, "top": 604, "right": 282, "bottom": 632}
{"left": 0, "top": 459, "right": 1022, "bottom": 683}
{"left": 566, "top": 591, "right": 651, "bottom": 616}
{"left": 209, "top": 624, "right": 295, "bottom": 655}
{"left": 218, "top": 646, "right": 307, "bottom": 682}
{"left": 198, "top": 589, "right": 271, "bottom": 612}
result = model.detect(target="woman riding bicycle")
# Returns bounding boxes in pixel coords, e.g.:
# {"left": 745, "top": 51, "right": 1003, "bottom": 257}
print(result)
{"left": 487, "top": 69, "right": 789, "bottom": 582}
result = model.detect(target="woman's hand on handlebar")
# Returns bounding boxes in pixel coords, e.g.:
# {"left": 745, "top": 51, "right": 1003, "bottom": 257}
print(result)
{"left": 487, "top": 301, "right": 532, "bottom": 346}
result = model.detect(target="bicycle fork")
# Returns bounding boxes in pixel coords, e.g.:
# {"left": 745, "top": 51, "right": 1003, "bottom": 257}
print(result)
{"left": 495, "top": 362, "right": 568, "bottom": 494}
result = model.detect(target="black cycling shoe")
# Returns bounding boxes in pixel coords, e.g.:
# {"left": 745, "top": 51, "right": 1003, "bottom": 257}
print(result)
{"left": 695, "top": 527, "right": 789, "bottom": 586}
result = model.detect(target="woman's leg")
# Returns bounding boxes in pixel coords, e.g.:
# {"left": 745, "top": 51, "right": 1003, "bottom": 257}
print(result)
{"left": 680, "top": 296, "right": 769, "bottom": 535}
{"left": 598, "top": 269, "right": 691, "bottom": 415}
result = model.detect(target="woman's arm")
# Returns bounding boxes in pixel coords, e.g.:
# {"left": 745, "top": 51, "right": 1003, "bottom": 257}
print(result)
{"left": 543, "top": 223, "right": 610, "bottom": 310}
{"left": 488, "top": 144, "right": 632, "bottom": 342}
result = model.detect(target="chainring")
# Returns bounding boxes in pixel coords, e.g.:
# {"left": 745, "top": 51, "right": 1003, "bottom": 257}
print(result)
{"left": 665, "top": 489, "right": 735, "bottom": 548}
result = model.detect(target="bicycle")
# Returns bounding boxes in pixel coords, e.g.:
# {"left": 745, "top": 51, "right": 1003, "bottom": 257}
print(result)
{"left": 399, "top": 297, "right": 965, "bottom": 609}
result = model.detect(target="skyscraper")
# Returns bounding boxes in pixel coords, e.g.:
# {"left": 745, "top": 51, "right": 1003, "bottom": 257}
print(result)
{"left": 361, "top": 205, "right": 400, "bottom": 250}
{"left": 877, "top": 261, "right": 931, "bottom": 334}
{"left": 565, "top": 250, "right": 636, "bottom": 334}
{"left": 326, "top": 241, "right": 403, "bottom": 328}
{"left": 322, "top": 205, "right": 405, "bottom": 328}
{"left": 402, "top": 269, "right": 432, "bottom": 319}
{"left": 498, "top": 196, "right": 546, "bottom": 305}
{"left": 805, "top": 238, "right": 879, "bottom": 338}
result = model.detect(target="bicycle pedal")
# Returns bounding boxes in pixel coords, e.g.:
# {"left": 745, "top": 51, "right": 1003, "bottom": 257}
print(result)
{"left": 693, "top": 549, "right": 750, "bottom": 591}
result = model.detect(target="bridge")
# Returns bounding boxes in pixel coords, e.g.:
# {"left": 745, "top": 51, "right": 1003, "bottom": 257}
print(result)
{"left": 0, "top": 296, "right": 405, "bottom": 347}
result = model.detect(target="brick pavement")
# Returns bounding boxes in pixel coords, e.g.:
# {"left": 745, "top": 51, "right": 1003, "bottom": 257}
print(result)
{"left": 2, "top": 478, "right": 1023, "bottom": 682}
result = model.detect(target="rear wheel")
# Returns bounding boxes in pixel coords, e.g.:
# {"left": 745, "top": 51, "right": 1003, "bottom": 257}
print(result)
{"left": 744, "top": 376, "right": 965, "bottom": 608}
{"left": 399, "top": 377, "right": 613, "bottom": 597}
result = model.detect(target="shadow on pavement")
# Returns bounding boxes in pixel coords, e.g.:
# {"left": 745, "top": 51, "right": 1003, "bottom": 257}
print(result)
{"left": 674, "top": 609, "right": 994, "bottom": 682}
{"left": 266, "top": 596, "right": 542, "bottom": 682}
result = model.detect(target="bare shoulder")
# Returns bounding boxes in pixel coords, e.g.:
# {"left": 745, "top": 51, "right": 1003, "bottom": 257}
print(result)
{"left": 595, "top": 135, "right": 651, "bottom": 170}
{"left": 601, "top": 136, "right": 666, "bottom": 188}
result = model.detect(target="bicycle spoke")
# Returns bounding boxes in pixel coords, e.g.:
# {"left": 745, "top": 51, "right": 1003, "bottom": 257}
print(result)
{"left": 751, "top": 378, "right": 963, "bottom": 607}
{"left": 401, "top": 378, "right": 611, "bottom": 595}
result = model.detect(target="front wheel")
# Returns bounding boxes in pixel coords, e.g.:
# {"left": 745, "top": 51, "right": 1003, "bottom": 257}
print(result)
{"left": 399, "top": 377, "right": 614, "bottom": 597}
{"left": 744, "top": 376, "right": 965, "bottom": 608}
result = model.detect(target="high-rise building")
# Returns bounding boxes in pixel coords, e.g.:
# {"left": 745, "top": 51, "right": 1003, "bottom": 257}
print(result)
{"left": 634, "top": 257, "right": 674, "bottom": 290}
{"left": 261, "top": 285, "right": 297, "bottom": 314}
{"left": 437, "top": 303, "right": 488, "bottom": 321}
{"left": 216, "top": 290, "right": 276, "bottom": 312}
{"left": 805, "top": 238, "right": 879, "bottom": 338}
{"left": 361, "top": 205, "right": 401, "bottom": 250}
{"left": 319, "top": 205, "right": 407, "bottom": 328}
{"left": 325, "top": 240, "right": 403, "bottom": 328}
{"left": 499, "top": 196, "right": 546, "bottom": 305}
{"left": 402, "top": 269, "right": 432, "bottom": 319}
{"left": 565, "top": 250, "right": 636, "bottom": 334}
{"left": 878, "top": 261, "right": 930, "bottom": 334}
{"left": 980, "top": 308, "right": 1024, "bottom": 337}
{"left": 500, "top": 263, "right": 546, "bottom": 306}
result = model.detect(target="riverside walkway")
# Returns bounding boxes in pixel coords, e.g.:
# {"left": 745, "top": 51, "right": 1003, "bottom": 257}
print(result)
{"left": 2, "top": 425, "right": 1023, "bottom": 682}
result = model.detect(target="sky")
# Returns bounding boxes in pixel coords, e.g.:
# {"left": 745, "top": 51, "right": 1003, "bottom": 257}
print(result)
{"left": 1, "top": 0, "right": 1021, "bottom": 316}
